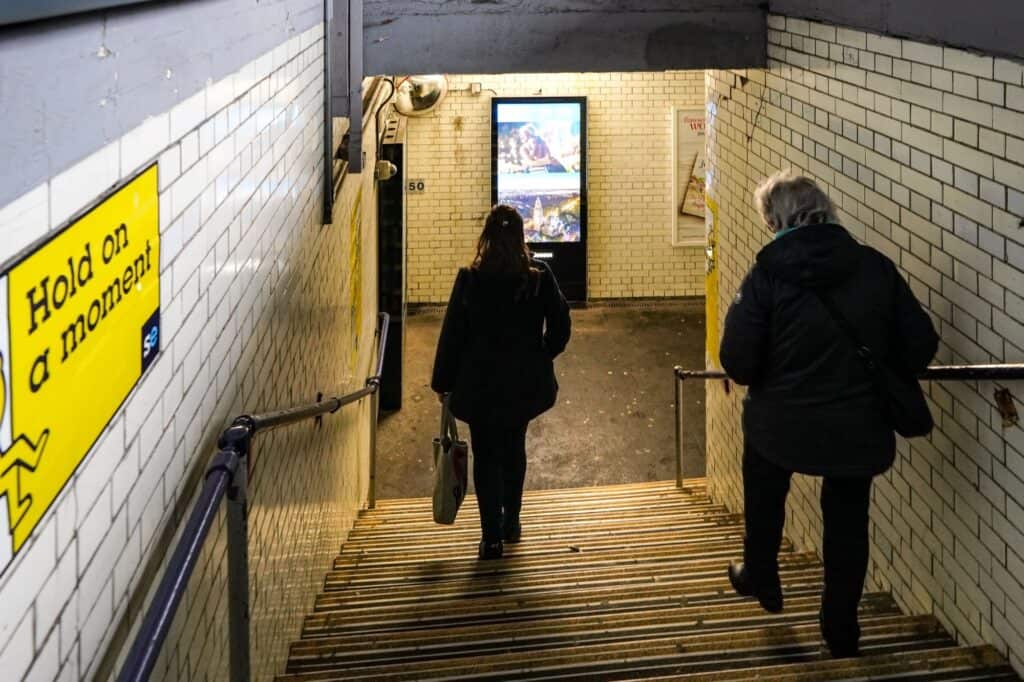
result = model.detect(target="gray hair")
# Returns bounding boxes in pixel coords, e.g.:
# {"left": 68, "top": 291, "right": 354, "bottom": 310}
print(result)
{"left": 753, "top": 170, "right": 838, "bottom": 233}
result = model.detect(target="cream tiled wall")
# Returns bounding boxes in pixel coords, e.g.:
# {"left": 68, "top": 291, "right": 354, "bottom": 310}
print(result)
{"left": 705, "top": 16, "right": 1024, "bottom": 674}
{"left": 404, "top": 73, "right": 706, "bottom": 303}
{"left": 0, "top": 23, "right": 380, "bottom": 681}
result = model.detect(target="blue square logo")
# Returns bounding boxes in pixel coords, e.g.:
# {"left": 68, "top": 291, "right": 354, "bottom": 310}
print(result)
{"left": 141, "top": 309, "right": 160, "bottom": 373}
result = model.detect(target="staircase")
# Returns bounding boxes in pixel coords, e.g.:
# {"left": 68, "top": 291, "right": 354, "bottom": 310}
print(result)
{"left": 278, "top": 480, "right": 1017, "bottom": 681}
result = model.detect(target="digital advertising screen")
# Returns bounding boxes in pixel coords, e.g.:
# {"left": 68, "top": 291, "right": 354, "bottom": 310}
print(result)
{"left": 492, "top": 98, "right": 586, "bottom": 244}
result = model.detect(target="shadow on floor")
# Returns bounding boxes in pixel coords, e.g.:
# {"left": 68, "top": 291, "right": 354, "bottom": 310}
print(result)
{"left": 377, "top": 300, "right": 707, "bottom": 499}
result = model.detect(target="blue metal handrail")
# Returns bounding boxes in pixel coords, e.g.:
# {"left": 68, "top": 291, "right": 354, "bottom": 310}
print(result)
{"left": 119, "top": 452, "right": 238, "bottom": 682}
{"left": 118, "top": 312, "right": 390, "bottom": 682}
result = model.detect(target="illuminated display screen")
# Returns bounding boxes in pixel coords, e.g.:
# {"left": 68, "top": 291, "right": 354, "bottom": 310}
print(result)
{"left": 493, "top": 99, "right": 585, "bottom": 244}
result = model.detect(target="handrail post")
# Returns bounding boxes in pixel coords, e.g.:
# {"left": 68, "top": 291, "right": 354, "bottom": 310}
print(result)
{"left": 675, "top": 372, "right": 684, "bottom": 489}
{"left": 368, "top": 379, "right": 380, "bottom": 510}
{"left": 220, "top": 420, "right": 253, "bottom": 682}
{"left": 367, "top": 312, "right": 388, "bottom": 510}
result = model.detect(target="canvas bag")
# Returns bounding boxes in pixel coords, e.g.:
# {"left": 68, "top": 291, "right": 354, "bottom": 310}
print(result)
{"left": 432, "top": 396, "right": 469, "bottom": 524}
{"left": 814, "top": 289, "right": 934, "bottom": 438}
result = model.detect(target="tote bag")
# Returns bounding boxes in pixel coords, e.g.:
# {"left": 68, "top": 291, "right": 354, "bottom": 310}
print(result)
{"left": 432, "top": 396, "right": 469, "bottom": 524}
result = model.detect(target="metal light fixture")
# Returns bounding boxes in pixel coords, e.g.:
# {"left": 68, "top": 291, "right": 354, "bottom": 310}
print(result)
{"left": 374, "top": 159, "right": 398, "bottom": 181}
{"left": 394, "top": 75, "right": 449, "bottom": 117}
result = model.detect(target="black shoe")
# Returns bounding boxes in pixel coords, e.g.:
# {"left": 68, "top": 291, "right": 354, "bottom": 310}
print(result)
{"left": 819, "top": 611, "right": 860, "bottom": 658}
{"left": 728, "top": 562, "right": 783, "bottom": 613}
{"left": 503, "top": 519, "right": 522, "bottom": 544}
{"left": 478, "top": 540, "right": 504, "bottom": 560}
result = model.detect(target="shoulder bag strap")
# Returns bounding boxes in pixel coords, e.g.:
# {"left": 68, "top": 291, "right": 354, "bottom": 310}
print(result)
{"left": 811, "top": 289, "right": 880, "bottom": 375}
{"left": 448, "top": 409, "right": 461, "bottom": 442}
{"left": 440, "top": 394, "right": 460, "bottom": 444}
{"left": 439, "top": 395, "right": 451, "bottom": 445}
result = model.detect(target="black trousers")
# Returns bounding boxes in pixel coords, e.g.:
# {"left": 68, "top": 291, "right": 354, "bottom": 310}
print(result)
{"left": 469, "top": 421, "right": 529, "bottom": 542}
{"left": 742, "top": 443, "right": 873, "bottom": 648}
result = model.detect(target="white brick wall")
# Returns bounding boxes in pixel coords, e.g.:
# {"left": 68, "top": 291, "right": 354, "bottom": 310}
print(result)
{"left": 707, "top": 17, "right": 1024, "bottom": 675}
{"left": 404, "top": 72, "right": 706, "bottom": 303}
{"left": 0, "top": 23, "right": 380, "bottom": 681}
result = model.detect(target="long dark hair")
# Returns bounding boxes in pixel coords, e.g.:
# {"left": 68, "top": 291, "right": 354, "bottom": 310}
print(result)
{"left": 473, "top": 205, "right": 532, "bottom": 275}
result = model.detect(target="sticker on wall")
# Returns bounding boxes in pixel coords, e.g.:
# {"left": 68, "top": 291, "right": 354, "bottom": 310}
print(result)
{"left": 705, "top": 195, "right": 720, "bottom": 369}
{"left": 0, "top": 164, "right": 160, "bottom": 576}
{"left": 347, "top": 190, "right": 363, "bottom": 373}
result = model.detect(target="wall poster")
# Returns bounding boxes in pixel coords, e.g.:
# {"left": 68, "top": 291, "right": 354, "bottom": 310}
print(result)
{"left": 672, "top": 107, "right": 707, "bottom": 246}
{"left": 0, "top": 164, "right": 160, "bottom": 576}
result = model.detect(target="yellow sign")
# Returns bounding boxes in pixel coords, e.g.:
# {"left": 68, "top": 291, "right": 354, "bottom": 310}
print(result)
{"left": 704, "top": 194, "right": 720, "bottom": 369}
{"left": 0, "top": 164, "right": 160, "bottom": 574}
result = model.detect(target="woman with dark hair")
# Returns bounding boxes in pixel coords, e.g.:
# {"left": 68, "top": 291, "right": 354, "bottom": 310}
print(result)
{"left": 432, "top": 205, "right": 571, "bottom": 560}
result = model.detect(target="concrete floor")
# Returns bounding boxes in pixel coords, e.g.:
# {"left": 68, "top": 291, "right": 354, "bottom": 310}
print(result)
{"left": 377, "top": 300, "right": 707, "bottom": 499}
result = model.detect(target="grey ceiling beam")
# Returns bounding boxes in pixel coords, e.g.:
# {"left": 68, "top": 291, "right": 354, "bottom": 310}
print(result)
{"left": 363, "top": 0, "right": 767, "bottom": 75}
{"left": 348, "top": 0, "right": 363, "bottom": 172}
{"left": 330, "top": 0, "right": 363, "bottom": 172}
{"left": 0, "top": 0, "right": 157, "bottom": 27}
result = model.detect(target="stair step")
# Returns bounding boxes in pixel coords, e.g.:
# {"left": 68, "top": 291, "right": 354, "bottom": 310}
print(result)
{"left": 323, "top": 545, "right": 807, "bottom": 604}
{"left": 288, "top": 592, "right": 900, "bottom": 670}
{"left": 337, "top": 518, "right": 745, "bottom": 561}
{"left": 331, "top": 533, "right": 771, "bottom": 579}
{"left": 352, "top": 501, "right": 726, "bottom": 534}
{"left": 329, "top": 540, "right": 775, "bottom": 590}
{"left": 278, "top": 615, "right": 951, "bottom": 681}
{"left": 305, "top": 565, "right": 827, "bottom": 635}
{"left": 347, "top": 508, "right": 735, "bottom": 540}
{"left": 640, "top": 646, "right": 1016, "bottom": 681}
{"left": 370, "top": 480, "right": 702, "bottom": 510}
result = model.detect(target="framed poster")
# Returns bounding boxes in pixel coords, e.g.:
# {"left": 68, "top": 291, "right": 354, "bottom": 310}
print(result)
{"left": 671, "top": 107, "right": 707, "bottom": 246}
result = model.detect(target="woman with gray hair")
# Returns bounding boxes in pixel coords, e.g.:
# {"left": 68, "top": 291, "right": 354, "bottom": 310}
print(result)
{"left": 719, "top": 170, "right": 938, "bottom": 657}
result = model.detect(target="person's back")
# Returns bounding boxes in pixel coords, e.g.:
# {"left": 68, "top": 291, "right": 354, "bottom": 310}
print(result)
{"left": 432, "top": 205, "right": 571, "bottom": 560}
{"left": 718, "top": 171, "right": 937, "bottom": 659}
{"left": 721, "top": 222, "right": 937, "bottom": 477}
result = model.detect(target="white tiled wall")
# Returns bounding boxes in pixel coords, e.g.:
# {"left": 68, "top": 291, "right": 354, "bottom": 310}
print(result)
{"left": 404, "top": 72, "right": 706, "bottom": 303}
{"left": 0, "top": 23, "right": 380, "bottom": 681}
{"left": 706, "top": 15, "right": 1024, "bottom": 675}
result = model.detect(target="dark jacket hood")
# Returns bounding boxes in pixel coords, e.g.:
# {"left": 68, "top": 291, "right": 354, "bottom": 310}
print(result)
{"left": 756, "top": 224, "right": 861, "bottom": 289}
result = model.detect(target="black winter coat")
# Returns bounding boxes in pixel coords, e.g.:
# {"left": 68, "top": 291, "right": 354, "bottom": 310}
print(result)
{"left": 720, "top": 224, "right": 938, "bottom": 477}
{"left": 431, "top": 260, "right": 571, "bottom": 426}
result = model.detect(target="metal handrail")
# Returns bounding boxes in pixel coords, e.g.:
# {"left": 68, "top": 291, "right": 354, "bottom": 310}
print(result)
{"left": 672, "top": 362, "right": 1024, "bottom": 489}
{"left": 250, "top": 312, "right": 389, "bottom": 432}
{"left": 675, "top": 363, "right": 1024, "bottom": 381}
{"left": 118, "top": 312, "right": 390, "bottom": 682}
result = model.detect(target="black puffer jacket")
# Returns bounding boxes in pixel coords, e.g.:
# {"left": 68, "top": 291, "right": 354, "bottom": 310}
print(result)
{"left": 431, "top": 260, "right": 571, "bottom": 426}
{"left": 720, "top": 224, "right": 938, "bottom": 477}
